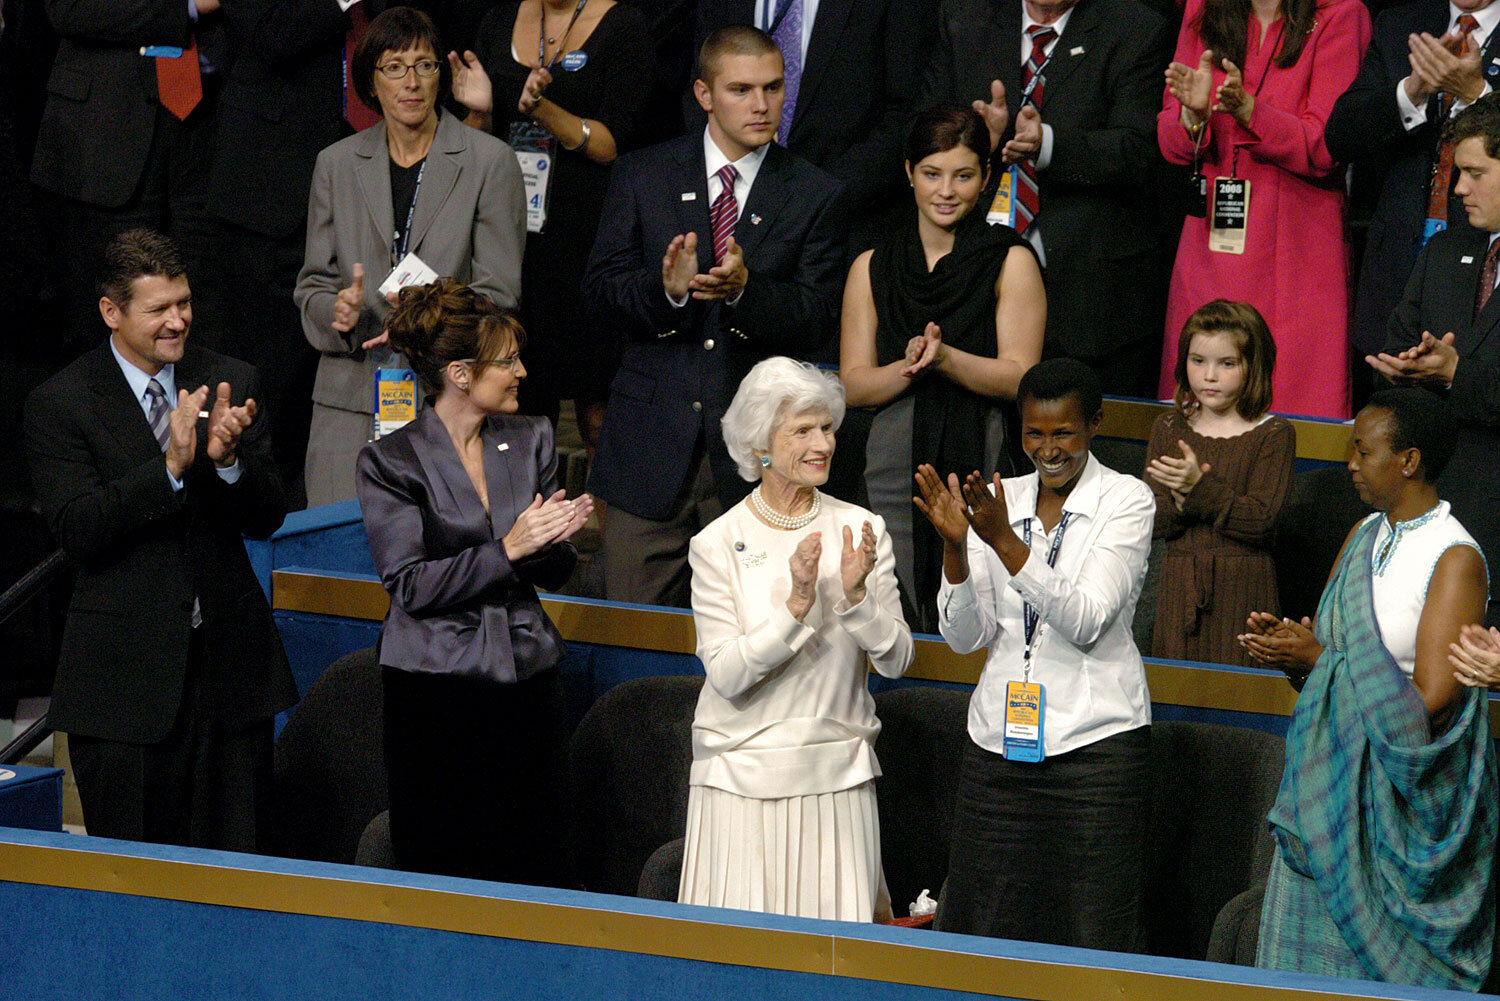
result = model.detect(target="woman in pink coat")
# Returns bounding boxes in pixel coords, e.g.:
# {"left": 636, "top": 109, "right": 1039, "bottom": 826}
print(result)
{"left": 1158, "top": 0, "right": 1370, "bottom": 419}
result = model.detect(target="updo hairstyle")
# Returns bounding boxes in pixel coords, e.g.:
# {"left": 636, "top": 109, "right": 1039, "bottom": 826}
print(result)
{"left": 385, "top": 278, "right": 525, "bottom": 395}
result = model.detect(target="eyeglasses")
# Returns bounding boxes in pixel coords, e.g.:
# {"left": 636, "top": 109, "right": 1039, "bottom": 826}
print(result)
{"left": 376, "top": 59, "right": 441, "bottom": 80}
{"left": 461, "top": 354, "right": 523, "bottom": 372}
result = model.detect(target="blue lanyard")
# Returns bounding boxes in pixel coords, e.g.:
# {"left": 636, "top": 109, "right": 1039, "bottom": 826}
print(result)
{"left": 393, "top": 159, "right": 425, "bottom": 263}
{"left": 1020, "top": 511, "right": 1073, "bottom": 679}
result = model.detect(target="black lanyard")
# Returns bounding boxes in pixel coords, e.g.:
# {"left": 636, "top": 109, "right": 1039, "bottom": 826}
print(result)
{"left": 1020, "top": 511, "right": 1073, "bottom": 678}
{"left": 393, "top": 159, "right": 425, "bottom": 264}
{"left": 539, "top": 0, "right": 588, "bottom": 71}
{"left": 1021, "top": 30, "right": 1056, "bottom": 108}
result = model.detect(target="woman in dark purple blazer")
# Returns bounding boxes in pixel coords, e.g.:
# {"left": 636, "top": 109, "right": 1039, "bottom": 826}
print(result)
{"left": 356, "top": 279, "right": 591, "bottom": 885}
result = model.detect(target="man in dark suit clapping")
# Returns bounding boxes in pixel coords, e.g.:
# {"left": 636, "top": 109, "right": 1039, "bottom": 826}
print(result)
{"left": 23, "top": 229, "right": 297, "bottom": 851}
{"left": 583, "top": 25, "right": 847, "bottom": 607}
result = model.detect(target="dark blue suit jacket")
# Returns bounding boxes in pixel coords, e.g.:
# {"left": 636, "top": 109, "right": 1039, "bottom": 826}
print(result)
{"left": 582, "top": 134, "right": 847, "bottom": 520}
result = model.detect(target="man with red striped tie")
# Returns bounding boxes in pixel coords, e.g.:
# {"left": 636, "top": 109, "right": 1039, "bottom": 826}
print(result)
{"left": 920, "top": 0, "right": 1173, "bottom": 398}
{"left": 30, "top": 0, "right": 230, "bottom": 359}
{"left": 584, "top": 24, "right": 848, "bottom": 607}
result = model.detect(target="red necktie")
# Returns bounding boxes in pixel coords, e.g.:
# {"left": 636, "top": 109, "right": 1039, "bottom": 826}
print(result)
{"left": 345, "top": 4, "right": 384, "bottom": 131}
{"left": 1476, "top": 237, "right": 1500, "bottom": 316}
{"left": 1014, "top": 25, "right": 1056, "bottom": 236}
{"left": 1425, "top": 14, "right": 1480, "bottom": 238}
{"left": 709, "top": 164, "right": 739, "bottom": 265}
{"left": 155, "top": 36, "right": 203, "bottom": 120}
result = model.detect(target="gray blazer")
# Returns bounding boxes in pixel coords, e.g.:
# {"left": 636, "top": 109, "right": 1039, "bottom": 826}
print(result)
{"left": 356, "top": 407, "right": 576, "bottom": 682}
{"left": 295, "top": 111, "right": 526, "bottom": 414}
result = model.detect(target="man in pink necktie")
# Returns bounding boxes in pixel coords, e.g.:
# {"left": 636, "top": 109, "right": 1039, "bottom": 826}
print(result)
{"left": 583, "top": 25, "right": 849, "bottom": 607}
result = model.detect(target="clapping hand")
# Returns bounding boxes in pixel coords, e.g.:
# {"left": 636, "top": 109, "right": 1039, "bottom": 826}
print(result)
{"left": 1366, "top": 331, "right": 1459, "bottom": 386}
{"left": 1001, "top": 105, "right": 1043, "bottom": 164}
{"left": 690, "top": 237, "right": 748, "bottom": 301}
{"left": 1146, "top": 440, "right": 1210, "bottom": 497}
{"left": 1165, "top": 49, "right": 1214, "bottom": 124}
{"left": 1239, "top": 611, "right": 1322, "bottom": 678}
{"left": 662, "top": 233, "right": 699, "bottom": 301}
{"left": 840, "top": 521, "right": 878, "bottom": 605}
{"left": 960, "top": 472, "right": 1011, "bottom": 550}
{"left": 204, "top": 381, "right": 257, "bottom": 468}
{"left": 913, "top": 464, "right": 970, "bottom": 549}
{"left": 165, "top": 384, "right": 211, "bottom": 480}
{"left": 518, "top": 66, "right": 553, "bottom": 116}
{"left": 1408, "top": 30, "right": 1485, "bottom": 105}
{"left": 972, "top": 79, "right": 1010, "bottom": 153}
{"left": 901, "top": 322, "right": 944, "bottom": 377}
{"left": 1450, "top": 623, "right": 1500, "bottom": 687}
{"left": 786, "top": 530, "right": 821, "bottom": 621}
{"left": 448, "top": 49, "right": 493, "bottom": 114}
{"left": 1214, "top": 59, "right": 1253, "bottom": 126}
{"left": 504, "top": 489, "right": 582, "bottom": 560}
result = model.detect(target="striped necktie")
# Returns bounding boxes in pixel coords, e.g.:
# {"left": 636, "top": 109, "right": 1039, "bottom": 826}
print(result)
{"left": 1015, "top": 25, "right": 1057, "bottom": 236}
{"left": 145, "top": 378, "right": 172, "bottom": 451}
{"left": 710, "top": 163, "right": 739, "bottom": 264}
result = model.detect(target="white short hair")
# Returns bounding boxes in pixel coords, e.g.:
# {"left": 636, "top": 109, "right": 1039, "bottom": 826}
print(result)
{"left": 721, "top": 357, "right": 846, "bottom": 482}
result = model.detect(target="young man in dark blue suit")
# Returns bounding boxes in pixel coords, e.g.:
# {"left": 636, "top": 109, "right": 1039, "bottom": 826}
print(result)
{"left": 583, "top": 25, "right": 847, "bottom": 607}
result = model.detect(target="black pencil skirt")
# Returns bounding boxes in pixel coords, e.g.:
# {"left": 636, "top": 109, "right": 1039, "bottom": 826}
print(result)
{"left": 934, "top": 726, "right": 1151, "bottom": 952}
{"left": 382, "top": 665, "right": 571, "bottom": 888}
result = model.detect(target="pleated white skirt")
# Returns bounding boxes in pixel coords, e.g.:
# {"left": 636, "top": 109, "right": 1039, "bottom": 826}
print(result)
{"left": 677, "top": 781, "right": 893, "bottom": 922}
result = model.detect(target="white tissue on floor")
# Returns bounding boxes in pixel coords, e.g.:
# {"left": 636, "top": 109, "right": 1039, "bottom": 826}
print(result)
{"left": 910, "top": 889, "right": 937, "bottom": 917}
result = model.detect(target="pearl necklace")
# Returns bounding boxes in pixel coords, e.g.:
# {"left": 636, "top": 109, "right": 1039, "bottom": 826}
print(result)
{"left": 750, "top": 485, "right": 821, "bottom": 530}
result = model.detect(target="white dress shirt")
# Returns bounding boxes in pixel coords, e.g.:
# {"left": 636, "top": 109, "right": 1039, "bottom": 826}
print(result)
{"left": 1396, "top": 1, "right": 1500, "bottom": 130}
{"left": 687, "top": 494, "right": 915, "bottom": 799}
{"left": 938, "top": 454, "right": 1154, "bottom": 757}
{"left": 1367, "top": 503, "right": 1484, "bottom": 678}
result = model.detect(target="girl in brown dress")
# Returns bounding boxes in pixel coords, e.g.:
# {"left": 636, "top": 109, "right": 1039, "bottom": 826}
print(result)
{"left": 1145, "top": 300, "right": 1295, "bottom": 666}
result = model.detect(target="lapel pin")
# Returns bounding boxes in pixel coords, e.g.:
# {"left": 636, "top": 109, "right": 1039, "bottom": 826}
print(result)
{"left": 750, "top": 213, "right": 762, "bottom": 225}
{"left": 734, "top": 541, "right": 745, "bottom": 551}
{"left": 1070, "top": 45, "right": 1085, "bottom": 56}
{"left": 681, "top": 192, "right": 697, "bottom": 201}
{"left": 1464, "top": 255, "right": 1476, "bottom": 264}
{"left": 497, "top": 442, "right": 509, "bottom": 452}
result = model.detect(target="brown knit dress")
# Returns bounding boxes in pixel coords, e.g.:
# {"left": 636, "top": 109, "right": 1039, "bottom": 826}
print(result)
{"left": 1145, "top": 410, "right": 1296, "bottom": 666}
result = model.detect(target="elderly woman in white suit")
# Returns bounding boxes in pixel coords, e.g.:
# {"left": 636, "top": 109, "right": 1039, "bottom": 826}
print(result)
{"left": 680, "top": 357, "right": 915, "bottom": 922}
{"left": 295, "top": 6, "right": 525, "bottom": 507}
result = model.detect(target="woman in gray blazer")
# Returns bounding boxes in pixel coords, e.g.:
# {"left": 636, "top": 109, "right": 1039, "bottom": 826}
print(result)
{"left": 356, "top": 279, "right": 591, "bottom": 884}
{"left": 296, "top": 6, "right": 526, "bottom": 507}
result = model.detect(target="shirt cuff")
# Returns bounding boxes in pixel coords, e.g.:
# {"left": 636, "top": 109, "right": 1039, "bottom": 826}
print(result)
{"left": 1007, "top": 550, "right": 1053, "bottom": 612}
{"left": 1035, "top": 123, "right": 1055, "bottom": 170}
{"left": 166, "top": 464, "right": 184, "bottom": 492}
{"left": 187, "top": 0, "right": 198, "bottom": 21}
{"left": 726, "top": 286, "right": 745, "bottom": 307}
{"left": 666, "top": 288, "right": 689, "bottom": 308}
{"left": 1397, "top": 78, "right": 1428, "bottom": 131}
{"left": 938, "top": 573, "right": 978, "bottom": 623}
{"left": 766, "top": 602, "right": 816, "bottom": 657}
{"left": 215, "top": 459, "right": 243, "bottom": 484}
{"left": 1453, "top": 81, "right": 1492, "bottom": 115}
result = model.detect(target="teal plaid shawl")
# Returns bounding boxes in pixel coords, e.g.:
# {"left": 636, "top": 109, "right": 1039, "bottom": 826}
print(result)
{"left": 1265, "top": 515, "right": 1498, "bottom": 989}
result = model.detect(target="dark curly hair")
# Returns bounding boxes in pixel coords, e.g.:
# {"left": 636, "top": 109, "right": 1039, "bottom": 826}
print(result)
{"left": 385, "top": 279, "right": 525, "bottom": 395}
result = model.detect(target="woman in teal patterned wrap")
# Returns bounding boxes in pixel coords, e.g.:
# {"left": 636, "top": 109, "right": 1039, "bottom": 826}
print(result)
{"left": 1240, "top": 388, "right": 1497, "bottom": 990}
